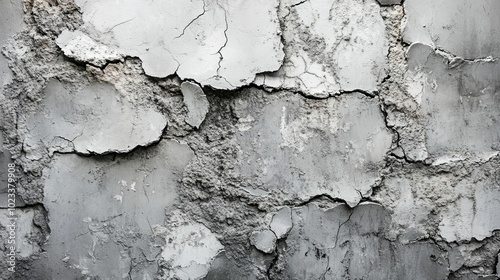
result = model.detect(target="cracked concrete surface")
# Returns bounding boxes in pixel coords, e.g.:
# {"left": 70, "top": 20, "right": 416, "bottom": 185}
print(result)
{"left": 254, "top": 0, "right": 388, "bottom": 98}
{"left": 75, "top": 0, "right": 284, "bottom": 89}
{"left": 0, "top": 0, "right": 499, "bottom": 279}
{"left": 269, "top": 202, "right": 448, "bottom": 279}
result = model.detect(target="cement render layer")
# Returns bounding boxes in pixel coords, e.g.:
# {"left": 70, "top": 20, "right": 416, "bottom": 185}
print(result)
{"left": 0, "top": 0, "right": 499, "bottom": 279}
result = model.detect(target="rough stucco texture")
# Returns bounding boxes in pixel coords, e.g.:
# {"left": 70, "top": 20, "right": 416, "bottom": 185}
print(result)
{"left": 0, "top": 0, "right": 499, "bottom": 280}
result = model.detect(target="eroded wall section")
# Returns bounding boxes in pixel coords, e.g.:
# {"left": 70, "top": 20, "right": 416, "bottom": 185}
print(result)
{"left": 0, "top": 0, "right": 499, "bottom": 279}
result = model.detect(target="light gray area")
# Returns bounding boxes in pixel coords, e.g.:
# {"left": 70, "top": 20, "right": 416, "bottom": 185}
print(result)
{"left": 23, "top": 79, "right": 168, "bottom": 157}
{"left": 405, "top": 43, "right": 500, "bottom": 161}
{"left": 36, "top": 140, "right": 193, "bottom": 279}
{"left": 0, "top": 0, "right": 25, "bottom": 90}
{"left": 254, "top": 0, "right": 388, "bottom": 97}
{"left": 234, "top": 92, "right": 392, "bottom": 206}
{"left": 1, "top": 0, "right": 500, "bottom": 279}
{"left": 0, "top": 208, "right": 41, "bottom": 258}
{"left": 438, "top": 156, "right": 500, "bottom": 242}
{"left": 160, "top": 221, "right": 224, "bottom": 280}
{"left": 269, "top": 207, "right": 292, "bottom": 239}
{"left": 249, "top": 229, "right": 277, "bottom": 254}
{"left": 181, "top": 81, "right": 210, "bottom": 129}
{"left": 271, "top": 203, "right": 449, "bottom": 279}
{"left": 403, "top": 0, "right": 500, "bottom": 59}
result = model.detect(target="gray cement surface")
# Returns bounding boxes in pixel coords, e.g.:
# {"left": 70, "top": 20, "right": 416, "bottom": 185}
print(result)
{"left": 0, "top": 0, "right": 499, "bottom": 279}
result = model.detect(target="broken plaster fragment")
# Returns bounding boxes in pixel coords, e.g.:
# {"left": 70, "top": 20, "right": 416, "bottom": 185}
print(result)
{"left": 162, "top": 223, "right": 224, "bottom": 280}
{"left": 269, "top": 207, "right": 292, "bottom": 239}
{"left": 56, "top": 30, "right": 123, "bottom": 67}
{"left": 181, "top": 81, "right": 209, "bottom": 129}
{"left": 249, "top": 229, "right": 277, "bottom": 254}
{"left": 75, "top": 0, "right": 284, "bottom": 89}
{"left": 24, "top": 80, "right": 167, "bottom": 156}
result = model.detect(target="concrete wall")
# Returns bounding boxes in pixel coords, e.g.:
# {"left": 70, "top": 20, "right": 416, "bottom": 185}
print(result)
{"left": 0, "top": 0, "right": 499, "bottom": 279}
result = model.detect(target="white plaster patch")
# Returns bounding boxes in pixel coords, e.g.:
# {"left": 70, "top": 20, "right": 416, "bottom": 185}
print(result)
{"left": 23, "top": 80, "right": 167, "bottom": 156}
{"left": 181, "top": 81, "right": 209, "bottom": 128}
{"left": 162, "top": 223, "right": 224, "bottom": 280}
{"left": 75, "top": 0, "right": 284, "bottom": 89}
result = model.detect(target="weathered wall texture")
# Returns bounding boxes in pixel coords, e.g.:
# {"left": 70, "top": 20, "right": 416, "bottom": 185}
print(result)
{"left": 0, "top": 0, "right": 499, "bottom": 279}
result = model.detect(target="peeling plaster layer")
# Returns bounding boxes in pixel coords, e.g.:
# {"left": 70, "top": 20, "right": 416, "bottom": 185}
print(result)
{"left": 403, "top": 0, "right": 500, "bottom": 59}
{"left": 56, "top": 30, "right": 123, "bottom": 67}
{"left": 374, "top": 155, "right": 500, "bottom": 243}
{"left": 438, "top": 158, "right": 500, "bottom": 242}
{"left": 2, "top": 0, "right": 500, "bottom": 278}
{"left": 181, "top": 81, "right": 210, "bottom": 128}
{"left": 272, "top": 203, "right": 449, "bottom": 279}
{"left": 269, "top": 206, "right": 293, "bottom": 239}
{"left": 23, "top": 80, "right": 168, "bottom": 157}
{"left": 36, "top": 140, "right": 194, "bottom": 279}
{"left": 250, "top": 229, "right": 277, "bottom": 254}
{"left": 404, "top": 43, "right": 500, "bottom": 161}
{"left": 161, "top": 222, "right": 223, "bottom": 280}
{"left": 234, "top": 91, "right": 392, "bottom": 206}
{"left": 75, "top": 0, "right": 284, "bottom": 89}
{"left": 254, "top": 0, "right": 388, "bottom": 98}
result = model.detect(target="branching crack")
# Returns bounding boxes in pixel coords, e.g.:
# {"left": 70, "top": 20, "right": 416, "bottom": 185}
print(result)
{"left": 173, "top": 0, "right": 207, "bottom": 40}
{"left": 334, "top": 210, "right": 353, "bottom": 248}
